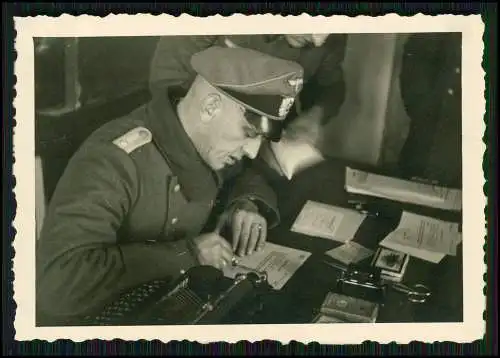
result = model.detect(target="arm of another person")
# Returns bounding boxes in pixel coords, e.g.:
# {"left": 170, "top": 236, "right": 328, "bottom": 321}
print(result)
{"left": 36, "top": 143, "right": 200, "bottom": 321}
{"left": 149, "top": 35, "right": 218, "bottom": 92}
{"left": 299, "top": 34, "right": 348, "bottom": 124}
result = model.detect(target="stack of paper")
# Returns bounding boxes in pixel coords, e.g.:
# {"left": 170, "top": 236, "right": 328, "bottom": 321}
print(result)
{"left": 345, "top": 167, "right": 462, "bottom": 212}
{"left": 379, "top": 211, "right": 462, "bottom": 264}
{"left": 222, "top": 242, "right": 311, "bottom": 290}
{"left": 291, "top": 201, "right": 367, "bottom": 243}
{"left": 318, "top": 292, "right": 379, "bottom": 323}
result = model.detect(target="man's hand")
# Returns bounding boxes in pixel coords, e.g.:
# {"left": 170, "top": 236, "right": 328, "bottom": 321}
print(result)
{"left": 284, "top": 105, "right": 325, "bottom": 145}
{"left": 229, "top": 199, "right": 268, "bottom": 257}
{"left": 191, "top": 233, "right": 234, "bottom": 270}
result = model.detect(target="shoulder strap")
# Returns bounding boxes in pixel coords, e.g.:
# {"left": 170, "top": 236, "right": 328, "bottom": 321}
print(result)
{"left": 112, "top": 127, "right": 152, "bottom": 154}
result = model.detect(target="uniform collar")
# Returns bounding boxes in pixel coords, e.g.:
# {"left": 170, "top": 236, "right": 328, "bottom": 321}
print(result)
{"left": 144, "top": 87, "right": 223, "bottom": 202}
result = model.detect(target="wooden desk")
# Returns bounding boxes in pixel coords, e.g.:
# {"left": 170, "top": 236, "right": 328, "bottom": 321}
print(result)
{"left": 250, "top": 159, "right": 463, "bottom": 324}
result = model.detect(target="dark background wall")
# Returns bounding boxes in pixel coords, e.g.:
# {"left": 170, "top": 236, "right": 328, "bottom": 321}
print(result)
{"left": 35, "top": 36, "right": 159, "bottom": 111}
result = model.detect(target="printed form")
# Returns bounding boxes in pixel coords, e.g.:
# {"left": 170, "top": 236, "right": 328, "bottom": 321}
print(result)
{"left": 291, "top": 200, "right": 367, "bottom": 243}
{"left": 380, "top": 211, "right": 462, "bottom": 264}
{"left": 345, "top": 167, "right": 462, "bottom": 212}
{"left": 222, "top": 242, "right": 311, "bottom": 290}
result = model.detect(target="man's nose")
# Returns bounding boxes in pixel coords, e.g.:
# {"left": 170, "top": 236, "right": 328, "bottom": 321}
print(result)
{"left": 242, "top": 137, "right": 262, "bottom": 159}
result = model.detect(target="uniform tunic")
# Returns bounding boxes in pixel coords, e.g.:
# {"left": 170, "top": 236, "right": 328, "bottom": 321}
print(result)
{"left": 398, "top": 33, "right": 462, "bottom": 187}
{"left": 149, "top": 34, "right": 347, "bottom": 123}
{"left": 36, "top": 88, "right": 279, "bottom": 324}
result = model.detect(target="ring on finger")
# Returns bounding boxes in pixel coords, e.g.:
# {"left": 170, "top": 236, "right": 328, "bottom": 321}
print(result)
{"left": 253, "top": 223, "right": 263, "bottom": 230}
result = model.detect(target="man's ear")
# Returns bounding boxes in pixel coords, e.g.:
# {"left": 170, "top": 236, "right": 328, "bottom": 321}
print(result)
{"left": 200, "top": 93, "right": 222, "bottom": 123}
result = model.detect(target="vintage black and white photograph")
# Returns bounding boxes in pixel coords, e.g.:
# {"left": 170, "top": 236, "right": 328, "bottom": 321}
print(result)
{"left": 13, "top": 14, "right": 485, "bottom": 344}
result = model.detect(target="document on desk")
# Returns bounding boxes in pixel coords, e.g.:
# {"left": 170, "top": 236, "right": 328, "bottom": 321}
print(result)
{"left": 345, "top": 167, "right": 462, "bottom": 212}
{"left": 291, "top": 200, "right": 367, "bottom": 243}
{"left": 325, "top": 242, "right": 374, "bottom": 266}
{"left": 379, "top": 211, "right": 462, "bottom": 264}
{"left": 222, "top": 242, "right": 311, "bottom": 290}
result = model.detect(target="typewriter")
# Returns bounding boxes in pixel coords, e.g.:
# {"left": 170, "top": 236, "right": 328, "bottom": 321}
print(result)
{"left": 80, "top": 265, "right": 272, "bottom": 326}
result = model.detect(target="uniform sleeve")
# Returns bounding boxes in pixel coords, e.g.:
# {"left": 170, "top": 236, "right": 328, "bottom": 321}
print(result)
{"left": 300, "top": 34, "right": 348, "bottom": 120}
{"left": 224, "top": 160, "right": 280, "bottom": 229}
{"left": 36, "top": 143, "right": 199, "bottom": 321}
{"left": 149, "top": 35, "right": 218, "bottom": 92}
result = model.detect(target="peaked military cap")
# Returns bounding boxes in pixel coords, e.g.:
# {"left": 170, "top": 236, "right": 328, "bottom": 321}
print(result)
{"left": 190, "top": 46, "right": 305, "bottom": 141}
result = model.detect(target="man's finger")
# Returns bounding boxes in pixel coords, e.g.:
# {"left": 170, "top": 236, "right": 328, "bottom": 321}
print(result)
{"left": 216, "top": 235, "right": 233, "bottom": 253}
{"left": 231, "top": 213, "right": 243, "bottom": 251}
{"left": 216, "top": 259, "right": 226, "bottom": 270}
{"left": 256, "top": 220, "right": 267, "bottom": 251}
{"left": 246, "top": 222, "right": 260, "bottom": 255}
{"left": 220, "top": 247, "right": 234, "bottom": 266}
{"left": 238, "top": 218, "right": 252, "bottom": 256}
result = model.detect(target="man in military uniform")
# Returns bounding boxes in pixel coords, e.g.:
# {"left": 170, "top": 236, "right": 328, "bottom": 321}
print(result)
{"left": 36, "top": 46, "right": 304, "bottom": 325}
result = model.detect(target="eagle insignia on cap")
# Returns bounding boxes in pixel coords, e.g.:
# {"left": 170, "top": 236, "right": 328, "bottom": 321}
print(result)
{"left": 279, "top": 97, "right": 295, "bottom": 118}
{"left": 288, "top": 78, "right": 304, "bottom": 94}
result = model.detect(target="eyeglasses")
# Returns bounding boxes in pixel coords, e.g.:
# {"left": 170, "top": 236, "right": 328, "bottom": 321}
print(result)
{"left": 243, "top": 110, "right": 283, "bottom": 142}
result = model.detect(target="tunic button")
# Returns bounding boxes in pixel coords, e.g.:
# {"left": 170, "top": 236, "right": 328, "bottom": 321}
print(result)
{"left": 447, "top": 88, "right": 454, "bottom": 95}
{"left": 173, "top": 184, "right": 181, "bottom": 193}
{"left": 171, "top": 217, "right": 179, "bottom": 225}
{"left": 455, "top": 67, "right": 460, "bottom": 74}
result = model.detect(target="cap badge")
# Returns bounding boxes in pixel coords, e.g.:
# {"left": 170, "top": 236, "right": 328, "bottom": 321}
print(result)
{"left": 279, "top": 97, "right": 295, "bottom": 118}
{"left": 288, "top": 78, "right": 304, "bottom": 94}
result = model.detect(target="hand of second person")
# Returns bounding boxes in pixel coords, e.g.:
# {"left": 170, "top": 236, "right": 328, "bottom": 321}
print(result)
{"left": 229, "top": 199, "right": 267, "bottom": 257}
{"left": 284, "top": 105, "right": 324, "bottom": 145}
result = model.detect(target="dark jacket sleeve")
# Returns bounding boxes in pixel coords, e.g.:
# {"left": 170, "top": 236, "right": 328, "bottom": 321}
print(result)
{"left": 149, "top": 35, "right": 218, "bottom": 93}
{"left": 300, "top": 34, "right": 348, "bottom": 120}
{"left": 36, "top": 142, "right": 199, "bottom": 321}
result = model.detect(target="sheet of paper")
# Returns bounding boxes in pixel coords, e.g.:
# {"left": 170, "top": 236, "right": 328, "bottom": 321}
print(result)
{"left": 291, "top": 200, "right": 367, "bottom": 243}
{"left": 379, "top": 211, "right": 462, "bottom": 263}
{"left": 345, "top": 167, "right": 462, "bottom": 212}
{"left": 325, "top": 242, "right": 374, "bottom": 265}
{"left": 222, "top": 242, "right": 311, "bottom": 290}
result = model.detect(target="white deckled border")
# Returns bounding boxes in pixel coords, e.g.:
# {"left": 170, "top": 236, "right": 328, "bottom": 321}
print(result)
{"left": 12, "top": 13, "right": 486, "bottom": 344}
